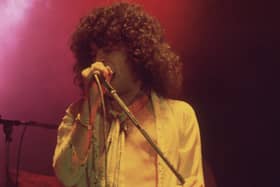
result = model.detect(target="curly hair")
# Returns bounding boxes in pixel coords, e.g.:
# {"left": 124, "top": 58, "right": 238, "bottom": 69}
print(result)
{"left": 70, "top": 2, "right": 183, "bottom": 98}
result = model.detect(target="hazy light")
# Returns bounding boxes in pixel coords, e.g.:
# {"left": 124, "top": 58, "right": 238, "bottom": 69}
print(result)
{"left": 2, "top": 0, "right": 33, "bottom": 20}
{"left": 0, "top": 0, "right": 36, "bottom": 91}
{"left": 0, "top": 0, "right": 35, "bottom": 62}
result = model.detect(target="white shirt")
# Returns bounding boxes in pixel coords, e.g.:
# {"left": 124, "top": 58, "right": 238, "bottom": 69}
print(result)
{"left": 53, "top": 92, "right": 205, "bottom": 187}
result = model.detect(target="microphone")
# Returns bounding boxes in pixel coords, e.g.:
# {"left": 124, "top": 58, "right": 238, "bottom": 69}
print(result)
{"left": 81, "top": 64, "right": 114, "bottom": 82}
{"left": 81, "top": 66, "right": 115, "bottom": 92}
{"left": 92, "top": 70, "right": 105, "bottom": 80}
{"left": 93, "top": 72, "right": 115, "bottom": 93}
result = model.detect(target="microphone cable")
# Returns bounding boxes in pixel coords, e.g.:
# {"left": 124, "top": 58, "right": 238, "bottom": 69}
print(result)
{"left": 92, "top": 73, "right": 109, "bottom": 187}
{"left": 15, "top": 124, "right": 28, "bottom": 187}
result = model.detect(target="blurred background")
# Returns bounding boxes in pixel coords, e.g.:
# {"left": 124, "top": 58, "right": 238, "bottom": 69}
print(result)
{"left": 0, "top": 0, "right": 276, "bottom": 186}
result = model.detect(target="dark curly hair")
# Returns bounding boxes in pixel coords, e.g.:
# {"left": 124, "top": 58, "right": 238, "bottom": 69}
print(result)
{"left": 70, "top": 2, "right": 183, "bottom": 98}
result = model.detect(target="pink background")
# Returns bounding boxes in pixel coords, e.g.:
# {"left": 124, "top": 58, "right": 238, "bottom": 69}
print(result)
{"left": 0, "top": 0, "right": 203, "bottom": 182}
{"left": 0, "top": 0, "right": 273, "bottom": 186}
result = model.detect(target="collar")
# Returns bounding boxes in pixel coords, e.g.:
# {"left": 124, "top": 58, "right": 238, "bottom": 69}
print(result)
{"left": 108, "top": 92, "right": 150, "bottom": 125}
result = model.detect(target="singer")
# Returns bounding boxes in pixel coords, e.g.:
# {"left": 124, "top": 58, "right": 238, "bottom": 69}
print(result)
{"left": 53, "top": 2, "right": 204, "bottom": 187}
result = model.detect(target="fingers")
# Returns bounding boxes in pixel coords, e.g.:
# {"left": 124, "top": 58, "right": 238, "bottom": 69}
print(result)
{"left": 81, "top": 62, "right": 113, "bottom": 106}
{"left": 81, "top": 61, "right": 113, "bottom": 82}
{"left": 91, "top": 61, "right": 113, "bottom": 81}
{"left": 81, "top": 67, "right": 92, "bottom": 81}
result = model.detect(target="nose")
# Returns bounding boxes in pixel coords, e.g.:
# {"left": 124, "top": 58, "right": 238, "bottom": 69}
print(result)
{"left": 95, "top": 50, "right": 106, "bottom": 62}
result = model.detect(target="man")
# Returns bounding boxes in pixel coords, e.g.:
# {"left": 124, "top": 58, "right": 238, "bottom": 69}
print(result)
{"left": 53, "top": 2, "right": 204, "bottom": 187}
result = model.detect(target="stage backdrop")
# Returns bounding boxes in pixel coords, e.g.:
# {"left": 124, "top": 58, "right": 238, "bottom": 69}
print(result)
{"left": 0, "top": 0, "right": 204, "bottom": 185}
{"left": 0, "top": 0, "right": 270, "bottom": 186}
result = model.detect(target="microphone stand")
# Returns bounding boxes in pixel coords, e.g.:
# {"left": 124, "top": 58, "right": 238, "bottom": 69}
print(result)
{"left": 0, "top": 115, "right": 57, "bottom": 187}
{"left": 1, "top": 116, "right": 15, "bottom": 187}
{"left": 98, "top": 77, "right": 185, "bottom": 185}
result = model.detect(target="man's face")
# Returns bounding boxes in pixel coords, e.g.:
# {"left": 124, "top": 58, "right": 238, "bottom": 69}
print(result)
{"left": 93, "top": 44, "right": 140, "bottom": 96}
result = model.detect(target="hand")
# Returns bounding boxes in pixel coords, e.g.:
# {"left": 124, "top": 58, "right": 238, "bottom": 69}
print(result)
{"left": 82, "top": 61, "right": 113, "bottom": 83}
{"left": 79, "top": 62, "right": 113, "bottom": 122}
{"left": 81, "top": 61, "right": 113, "bottom": 97}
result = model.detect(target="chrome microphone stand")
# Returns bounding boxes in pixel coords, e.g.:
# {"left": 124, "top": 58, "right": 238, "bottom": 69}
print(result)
{"left": 0, "top": 116, "right": 57, "bottom": 187}
{"left": 96, "top": 76, "right": 185, "bottom": 185}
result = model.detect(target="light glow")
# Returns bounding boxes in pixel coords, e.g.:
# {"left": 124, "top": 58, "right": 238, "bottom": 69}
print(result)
{"left": 0, "top": 0, "right": 34, "bottom": 22}
{"left": 0, "top": 0, "right": 35, "bottom": 63}
{"left": 0, "top": 0, "right": 36, "bottom": 90}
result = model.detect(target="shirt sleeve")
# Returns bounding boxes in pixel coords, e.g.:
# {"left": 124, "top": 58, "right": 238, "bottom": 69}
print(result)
{"left": 176, "top": 103, "right": 205, "bottom": 187}
{"left": 52, "top": 102, "right": 88, "bottom": 187}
